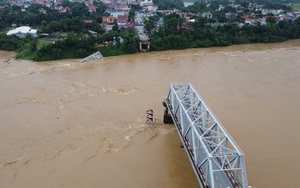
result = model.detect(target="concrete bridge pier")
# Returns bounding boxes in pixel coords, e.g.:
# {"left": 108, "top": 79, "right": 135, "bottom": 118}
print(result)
{"left": 162, "top": 101, "right": 173, "bottom": 124}
{"left": 139, "top": 41, "right": 150, "bottom": 52}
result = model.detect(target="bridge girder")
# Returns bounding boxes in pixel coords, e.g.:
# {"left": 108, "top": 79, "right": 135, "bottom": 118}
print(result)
{"left": 164, "top": 83, "right": 248, "bottom": 188}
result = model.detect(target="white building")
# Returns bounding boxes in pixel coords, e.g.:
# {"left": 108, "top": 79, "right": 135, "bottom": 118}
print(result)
{"left": 110, "top": 11, "right": 127, "bottom": 18}
{"left": 7, "top": 26, "right": 37, "bottom": 38}
{"left": 140, "top": 0, "right": 153, "bottom": 6}
{"left": 201, "top": 12, "right": 213, "bottom": 19}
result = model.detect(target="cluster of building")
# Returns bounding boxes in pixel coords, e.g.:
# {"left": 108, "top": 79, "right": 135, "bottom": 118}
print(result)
{"left": 3, "top": 0, "right": 159, "bottom": 34}
{"left": 2, "top": 0, "right": 157, "bottom": 13}
{"left": 4, "top": 0, "right": 300, "bottom": 38}
{"left": 217, "top": 2, "right": 300, "bottom": 26}
{"left": 152, "top": 2, "right": 300, "bottom": 29}
{"left": 2, "top": 0, "right": 152, "bottom": 36}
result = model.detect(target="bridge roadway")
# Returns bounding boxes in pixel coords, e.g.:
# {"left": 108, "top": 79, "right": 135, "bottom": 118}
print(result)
{"left": 163, "top": 83, "right": 248, "bottom": 188}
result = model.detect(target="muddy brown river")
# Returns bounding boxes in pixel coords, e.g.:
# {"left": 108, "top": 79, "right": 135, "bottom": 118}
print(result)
{"left": 1, "top": 40, "right": 300, "bottom": 188}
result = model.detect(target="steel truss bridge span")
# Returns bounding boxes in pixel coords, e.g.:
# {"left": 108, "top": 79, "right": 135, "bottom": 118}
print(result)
{"left": 163, "top": 83, "right": 248, "bottom": 188}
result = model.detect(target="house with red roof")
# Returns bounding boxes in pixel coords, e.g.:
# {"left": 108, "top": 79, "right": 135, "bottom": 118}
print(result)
{"left": 59, "top": 6, "right": 72, "bottom": 13}
{"left": 83, "top": 20, "right": 93, "bottom": 23}
{"left": 102, "top": 16, "right": 115, "bottom": 25}
{"left": 38, "top": 7, "right": 46, "bottom": 14}
{"left": 264, "top": 15, "right": 282, "bottom": 21}
{"left": 117, "top": 15, "right": 128, "bottom": 26}
{"left": 124, "top": 19, "right": 134, "bottom": 29}
{"left": 88, "top": 5, "right": 96, "bottom": 13}
{"left": 245, "top": 18, "right": 259, "bottom": 26}
{"left": 106, "top": 2, "right": 116, "bottom": 9}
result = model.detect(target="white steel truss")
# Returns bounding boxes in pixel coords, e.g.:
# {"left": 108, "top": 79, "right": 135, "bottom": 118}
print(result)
{"left": 164, "top": 83, "right": 248, "bottom": 188}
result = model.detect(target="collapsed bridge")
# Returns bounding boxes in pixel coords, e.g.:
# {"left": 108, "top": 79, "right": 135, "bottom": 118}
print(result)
{"left": 163, "top": 83, "right": 248, "bottom": 188}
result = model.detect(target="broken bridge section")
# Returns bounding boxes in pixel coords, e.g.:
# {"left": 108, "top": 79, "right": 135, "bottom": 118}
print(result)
{"left": 78, "top": 51, "right": 103, "bottom": 63}
{"left": 163, "top": 83, "right": 248, "bottom": 188}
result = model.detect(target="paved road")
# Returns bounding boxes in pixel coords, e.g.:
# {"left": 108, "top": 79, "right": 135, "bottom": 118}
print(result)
{"left": 134, "top": 12, "right": 149, "bottom": 41}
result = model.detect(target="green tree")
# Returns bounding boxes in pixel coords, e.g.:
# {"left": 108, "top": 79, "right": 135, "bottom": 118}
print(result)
{"left": 121, "top": 28, "right": 138, "bottom": 53}
{"left": 128, "top": 9, "right": 135, "bottom": 22}
{"left": 163, "top": 13, "right": 183, "bottom": 35}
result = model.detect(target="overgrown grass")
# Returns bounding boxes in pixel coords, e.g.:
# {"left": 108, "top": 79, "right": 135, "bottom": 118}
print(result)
{"left": 99, "top": 45, "right": 125, "bottom": 57}
{"left": 286, "top": 3, "right": 300, "bottom": 10}
{"left": 16, "top": 43, "right": 37, "bottom": 60}
{"left": 38, "top": 39, "right": 53, "bottom": 46}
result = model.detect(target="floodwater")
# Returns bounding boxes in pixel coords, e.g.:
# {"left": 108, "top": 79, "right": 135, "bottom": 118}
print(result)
{"left": 0, "top": 40, "right": 300, "bottom": 188}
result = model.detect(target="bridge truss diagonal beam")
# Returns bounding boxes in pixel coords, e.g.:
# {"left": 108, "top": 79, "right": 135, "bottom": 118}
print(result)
{"left": 164, "top": 83, "right": 248, "bottom": 188}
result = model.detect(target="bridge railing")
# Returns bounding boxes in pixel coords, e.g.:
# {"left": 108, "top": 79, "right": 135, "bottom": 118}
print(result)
{"left": 164, "top": 83, "right": 248, "bottom": 188}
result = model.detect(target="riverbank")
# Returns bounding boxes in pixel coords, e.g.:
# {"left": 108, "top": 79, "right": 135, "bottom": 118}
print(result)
{"left": 3, "top": 38, "right": 300, "bottom": 63}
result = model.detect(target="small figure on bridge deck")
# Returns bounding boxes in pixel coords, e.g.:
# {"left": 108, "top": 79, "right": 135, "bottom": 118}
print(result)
{"left": 146, "top": 109, "right": 154, "bottom": 123}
